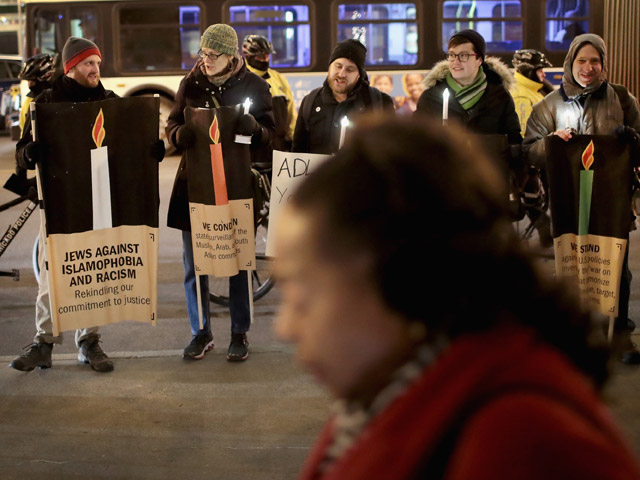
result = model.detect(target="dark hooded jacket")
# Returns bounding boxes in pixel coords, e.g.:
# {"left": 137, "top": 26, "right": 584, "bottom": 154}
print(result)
{"left": 523, "top": 33, "right": 640, "bottom": 168}
{"left": 415, "top": 57, "right": 522, "bottom": 145}
{"left": 166, "top": 58, "right": 275, "bottom": 231}
{"left": 16, "top": 74, "right": 118, "bottom": 170}
{"left": 292, "top": 76, "right": 395, "bottom": 154}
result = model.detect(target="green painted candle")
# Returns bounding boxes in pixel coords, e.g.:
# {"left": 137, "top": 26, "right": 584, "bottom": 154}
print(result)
{"left": 578, "top": 140, "right": 595, "bottom": 235}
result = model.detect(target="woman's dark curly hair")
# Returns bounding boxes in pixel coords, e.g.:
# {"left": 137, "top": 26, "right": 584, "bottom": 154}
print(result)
{"left": 290, "top": 115, "right": 610, "bottom": 388}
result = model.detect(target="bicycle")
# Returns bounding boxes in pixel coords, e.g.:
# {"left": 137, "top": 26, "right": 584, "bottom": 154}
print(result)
{"left": 0, "top": 173, "right": 39, "bottom": 281}
{"left": 208, "top": 162, "right": 276, "bottom": 306}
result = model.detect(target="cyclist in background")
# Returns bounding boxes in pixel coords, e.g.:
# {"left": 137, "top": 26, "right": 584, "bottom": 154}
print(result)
{"left": 509, "top": 49, "right": 554, "bottom": 248}
{"left": 242, "top": 34, "right": 296, "bottom": 152}
{"left": 17, "top": 53, "right": 58, "bottom": 136}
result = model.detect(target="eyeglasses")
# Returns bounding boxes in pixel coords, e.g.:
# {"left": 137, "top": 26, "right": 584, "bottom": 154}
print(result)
{"left": 447, "top": 52, "right": 479, "bottom": 62}
{"left": 198, "top": 50, "right": 225, "bottom": 61}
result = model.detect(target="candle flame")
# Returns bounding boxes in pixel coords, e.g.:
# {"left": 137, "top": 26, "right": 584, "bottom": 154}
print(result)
{"left": 92, "top": 109, "right": 106, "bottom": 148}
{"left": 209, "top": 114, "right": 220, "bottom": 144}
{"left": 582, "top": 140, "right": 595, "bottom": 170}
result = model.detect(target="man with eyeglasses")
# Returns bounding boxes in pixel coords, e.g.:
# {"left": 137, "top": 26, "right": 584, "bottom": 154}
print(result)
{"left": 415, "top": 29, "right": 521, "bottom": 148}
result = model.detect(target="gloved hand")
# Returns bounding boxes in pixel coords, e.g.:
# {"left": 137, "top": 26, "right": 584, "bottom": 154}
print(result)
{"left": 150, "top": 139, "right": 165, "bottom": 162}
{"left": 24, "top": 141, "right": 43, "bottom": 169}
{"left": 616, "top": 125, "right": 640, "bottom": 145}
{"left": 176, "top": 125, "right": 196, "bottom": 150}
{"left": 236, "top": 113, "right": 262, "bottom": 136}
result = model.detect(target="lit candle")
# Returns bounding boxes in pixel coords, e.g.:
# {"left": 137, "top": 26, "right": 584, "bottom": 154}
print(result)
{"left": 90, "top": 108, "right": 112, "bottom": 229}
{"left": 578, "top": 140, "right": 595, "bottom": 235}
{"left": 442, "top": 88, "right": 449, "bottom": 125}
{"left": 235, "top": 97, "right": 253, "bottom": 144}
{"left": 339, "top": 116, "right": 349, "bottom": 149}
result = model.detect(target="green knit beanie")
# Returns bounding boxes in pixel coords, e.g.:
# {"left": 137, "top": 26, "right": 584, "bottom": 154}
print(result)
{"left": 200, "top": 24, "right": 238, "bottom": 55}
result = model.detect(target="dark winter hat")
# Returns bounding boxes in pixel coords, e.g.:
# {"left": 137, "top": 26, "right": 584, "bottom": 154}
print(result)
{"left": 449, "top": 29, "right": 486, "bottom": 60}
{"left": 200, "top": 24, "right": 239, "bottom": 56}
{"left": 329, "top": 39, "right": 367, "bottom": 75}
{"left": 62, "top": 37, "right": 101, "bottom": 74}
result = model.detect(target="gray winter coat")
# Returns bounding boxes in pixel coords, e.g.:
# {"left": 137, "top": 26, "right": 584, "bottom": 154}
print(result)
{"left": 523, "top": 33, "right": 640, "bottom": 168}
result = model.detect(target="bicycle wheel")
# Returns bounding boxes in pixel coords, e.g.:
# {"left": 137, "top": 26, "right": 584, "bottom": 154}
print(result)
{"left": 32, "top": 235, "right": 40, "bottom": 284}
{"left": 209, "top": 216, "right": 275, "bottom": 306}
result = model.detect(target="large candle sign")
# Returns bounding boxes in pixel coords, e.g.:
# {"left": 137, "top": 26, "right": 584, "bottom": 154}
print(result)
{"left": 210, "top": 114, "right": 228, "bottom": 205}
{"left": 578, "top": 140, "right": 595, "bottom": 235}
{"left": 90, "top": 108, "right": 112, "bottom": 229}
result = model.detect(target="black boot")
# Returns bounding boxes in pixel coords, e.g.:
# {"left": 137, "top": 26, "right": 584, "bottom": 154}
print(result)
{"left": 78, "top": 336, "right": 114, "bottom": 372}
{"left": 9, "top": 342, "right": 53, "bottom": 371}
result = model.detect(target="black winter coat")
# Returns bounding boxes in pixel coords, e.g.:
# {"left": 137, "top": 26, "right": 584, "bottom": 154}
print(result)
{"left": 16, "top": 75, "right": 118, "bottom": 171}
{"left": 415, "top": 58, "right": 522, "bottom": 146}
{"left": 292, "top": 78, "right": 395, "bottom": 154}
{"left": 166, "top": 60, "right": 275, "bottom": 231}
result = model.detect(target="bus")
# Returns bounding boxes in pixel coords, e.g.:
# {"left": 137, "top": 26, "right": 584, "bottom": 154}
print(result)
{"left": 20, "top": 0, "right": 603, "bottom": 148}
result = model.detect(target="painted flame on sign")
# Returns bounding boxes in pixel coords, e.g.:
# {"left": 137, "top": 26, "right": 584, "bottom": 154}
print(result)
{"left": 582, "top": 140, "right": 595, "bottom": 170}
{"left": 209, "top": 114, "right": 220, "bottom": 144}
{"left": 92, "top": 108, "right": 106, "bottom": 148}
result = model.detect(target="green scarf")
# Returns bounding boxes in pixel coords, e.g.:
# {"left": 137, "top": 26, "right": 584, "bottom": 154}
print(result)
{"left": 446, "top": 68, "right": 487, "bottom": 110}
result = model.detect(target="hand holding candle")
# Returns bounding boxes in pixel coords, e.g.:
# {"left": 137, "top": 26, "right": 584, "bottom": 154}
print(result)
{"left": 235, "top": 97, "right": 253, "bottom": 144}
{"left": 442, "top": 89, "right": 449, "bottom": 126}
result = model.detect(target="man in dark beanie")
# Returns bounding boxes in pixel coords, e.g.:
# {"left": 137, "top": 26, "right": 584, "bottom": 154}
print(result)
{"left": 292, "top": 38, "right": 394, "bottom": 154}
{"left": 9, "top": 36, "right": 163, "bottom": 374}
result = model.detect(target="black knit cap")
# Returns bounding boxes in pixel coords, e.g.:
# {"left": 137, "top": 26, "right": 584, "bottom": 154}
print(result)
{"left": 450, "top": 29, "right": 486, "bottom": 60}
{"left": 329, "top": 39, "right": 367, "bottom": 75}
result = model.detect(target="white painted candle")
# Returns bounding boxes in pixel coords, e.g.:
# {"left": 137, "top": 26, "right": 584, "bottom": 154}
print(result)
{"left": 90, "top": 109, "right": 112, "bottom": 229}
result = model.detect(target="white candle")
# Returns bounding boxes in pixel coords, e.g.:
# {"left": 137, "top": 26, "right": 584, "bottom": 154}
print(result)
{"left": 442, "top": 89, "right": 449, "bottom": 125}
{"left": 91, "top": 146, "right": 112, "bottom": 229}
{"left": 235, "top": 98, "right": 253, "bottom": 144}
{"left": 339, "top": 116, "right": 349, "bottom": 149}
{"left": 566, "top": 113, "right": 571, "bottom": 130}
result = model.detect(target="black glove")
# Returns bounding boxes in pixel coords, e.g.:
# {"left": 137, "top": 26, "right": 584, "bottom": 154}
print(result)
{"left": 176, "top": 126, "right": 196, "bottom": 150}
{"left": 236, "top": 113, "right": 262, "bottom": 136}
{"left": 150, "top": 139, "right": 165, "bottom": 162}
{"left": 615, "top": 125, "right": 640, "bottom": 145}
{"left": 24, "top": 141, "right": 43, "bottom": 169}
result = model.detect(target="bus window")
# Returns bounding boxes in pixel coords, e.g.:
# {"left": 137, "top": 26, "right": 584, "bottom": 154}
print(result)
{"left": 228, "top": 4, "right": 311, "bottom": 69}
{"left": 442, "top": 0, "right": 522, "bottom": 53}
{"left": 545, "top": 0, "right": 589, "bottom": 51}
{"left": 34, "top": 8, "right": 64, "bottom": 56}
{"left": 337, "top": 3, "right": 418, "bottom": 66}
{"left": 69, "top": 8, "right": 98, "bottom": 44}
{"left": 117, "top": 4, "right": 201, "bottom": 73}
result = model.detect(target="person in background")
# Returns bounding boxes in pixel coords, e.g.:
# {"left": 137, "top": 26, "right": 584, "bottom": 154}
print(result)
{"left": 274, "top": 115, "right": 640, "bottom": 480}
{"left": 17, "top": 53, "right": 58, "bottom": 136}
{"left": 242, "top": 34, "right": 296, "bottom": 152}
{"left": 509, "top": 49, "right": 554, "bottom": 248}
{"left": 10, "top": 38, "right": 120, "bottom": 373}
{"left": 415, "top": 29, "right": 521, "bottom": 145}
{"left": 292, "top": 39, "right": 394, "bottom": 154}
{"left": 524, "top": 34, "right": 640, "bottom": 364}
{"left": 166, "top": 24, "right": 275, "bottom": 362}
{"left": 396, "top": 72, "right": 424, "bottom": 115}
{"left": 510, "top": 49, "right": 553, "bottom": 137}
{"left": 371, "top": 74, "right": 398, "bottom": 109}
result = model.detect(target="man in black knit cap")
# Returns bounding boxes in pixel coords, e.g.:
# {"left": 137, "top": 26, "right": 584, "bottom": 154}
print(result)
{"left": 292, "top": 38, "right": 394, "bottom": 154}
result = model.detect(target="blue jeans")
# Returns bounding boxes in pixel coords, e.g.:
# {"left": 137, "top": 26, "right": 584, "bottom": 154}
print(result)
{"left": 182, "top": 230, "right": 251, "bottom": 336}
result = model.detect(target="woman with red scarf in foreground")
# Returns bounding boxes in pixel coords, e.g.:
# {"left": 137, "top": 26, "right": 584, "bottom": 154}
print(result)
{"left": 273, "top": 116, "right": 640, "bottom": 480}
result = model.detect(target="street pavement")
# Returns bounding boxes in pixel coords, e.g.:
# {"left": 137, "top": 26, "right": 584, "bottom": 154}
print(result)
{"left": 0, "top": 133, "right": 639, "bottom": 479}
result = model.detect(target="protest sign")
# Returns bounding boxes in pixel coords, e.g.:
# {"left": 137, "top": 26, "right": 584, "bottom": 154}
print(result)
{"left": 35, "top": 97, "right": 160, "bottom": 334}
{"left": 546, "top": 135, "right": 631, "bottom": 317}
{"left": 266, "top": 150, "right": 331, "bottom": 256}
{"left": 184, "top": 106, "right": 255, "bottom": 277}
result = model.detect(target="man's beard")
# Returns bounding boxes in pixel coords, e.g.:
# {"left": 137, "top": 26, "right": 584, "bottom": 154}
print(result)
{"left": 247, "top": 56, "right": 269, "bottom": 71}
